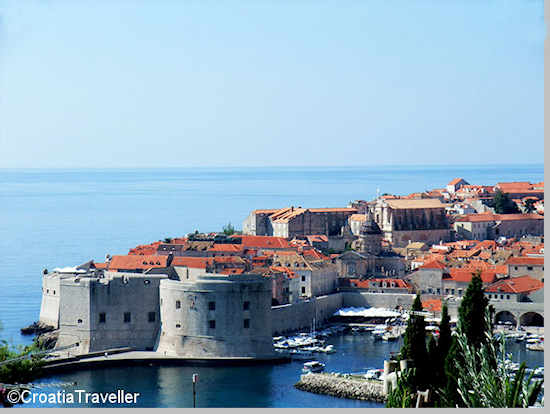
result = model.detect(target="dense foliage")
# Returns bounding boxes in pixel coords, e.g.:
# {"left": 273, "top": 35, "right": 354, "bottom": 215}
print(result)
{"left": 0, "top": 340, "right": 45, "bottom": 385}
{"left": 493, "top": 190, "right": 520, "bottom": 214}
{"left": 387, "top": 273, "right": 543, "bottom": 408}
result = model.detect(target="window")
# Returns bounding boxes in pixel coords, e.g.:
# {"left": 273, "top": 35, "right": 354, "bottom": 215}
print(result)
{"left": 500, "top": 294, "right": 504, "bottom": 300}
{"left": 445, "top": 289, "right": 449, "bottom": 295}
{"left": 148, "top": 312, "right": 156, "bottom": 322}
{"left": 514, "top": 266, "right": 518, "bottom": 271}
{"left": 99, "top": 313, "right": 106, "bottom": 323}
{"left": 244, "top": 319, "right": 250, "bottom": 329}
{"left": 527, "top": 266, "right": 533, "bottom": 271}
{"left": 436, "top": 288, "right": 441, "bottom": 295}
{"left": 53, "top": 290, "right": 56, "bottom": 295}
{"left": 176, "top": 323, "right": 181, "bottom": 328}
{"left": 301, "top": 287, "right": 306, "bottom": 294}
{"left": 208, "top": 320, "right": 216, "bottom": 329}
{"left": 124, "top": 312, "right": 131, "bottom": 323}
{"left": 458, "top": 289, "right": 463, "bottom": 296}
{"left": 176, "top": 300, "right": 181, "bottom": 309}
{"left": 428, "top": 288, "right": 433, "bottom": 294}
{"left": 506, "top": 295, "right": 510, "bottom": 300}
{"left": 208, "top": 301, "right": 216, "bottom": 311}
{"left": 77, "top": 319, "right": 83, "bottom": 324}
{"left": 243, "top": 301, "right": 250, "bottom": 311}
{"left": 451, "top": 289, "right": 455, "bottom": 295}
{"left": 301, "top": 276, "right": 306, "bottom": 282}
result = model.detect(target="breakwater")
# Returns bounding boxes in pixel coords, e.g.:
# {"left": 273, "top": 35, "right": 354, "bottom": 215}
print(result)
{"left": 294, "top": 373, "right": 385, "bottom": 403}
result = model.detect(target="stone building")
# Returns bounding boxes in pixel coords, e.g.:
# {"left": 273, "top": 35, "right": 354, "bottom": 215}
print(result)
{"left": 156, "top": 273, "right": 274, "bottom": 359}
{"left": 453, "top": 213, "right": 544, "bottom": 240}
{"left": 243, "top": 207, "right": 357, "bottom": 238}
{"left": 506, "top": 256, "right": 544, "bottom": 281}
{"left": 40, "top": 266, "right": 275, "bottom": 360}
{"left": 338, "top": 213, "right": 405, "bottom": 278}
{"left": 371, "top": 198, "right": 451, "bottom": 247}
{"left": 48, "top": 271, "right": 169, "bottom": 354}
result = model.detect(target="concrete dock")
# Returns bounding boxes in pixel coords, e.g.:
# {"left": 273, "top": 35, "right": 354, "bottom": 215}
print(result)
{"left": 41, "top": 349, "right": 290, "bottom": 374}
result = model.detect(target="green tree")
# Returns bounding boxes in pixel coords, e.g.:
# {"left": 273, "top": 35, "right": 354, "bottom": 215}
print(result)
{"left": 0, "top": 340, "right": 45, "bottom": 385}
{"left": 453, "top": 310, "right": 543, "bottom": 407}
{"left": 222, "top": 222, "right": 236, "bottom": 236}
{"left": 493, "top": 190, "right": 520, "bottom": 214}
{"left": 400, "top": 294, "right": 428, "bottom": 389}
{"left": 458, "top": 270, "right": 490, "bottom": 348}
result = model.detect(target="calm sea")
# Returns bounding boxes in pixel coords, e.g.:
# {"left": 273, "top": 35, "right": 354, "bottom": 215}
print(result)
{"left": 0, "top": 165, "right": 544, "bottom": 407}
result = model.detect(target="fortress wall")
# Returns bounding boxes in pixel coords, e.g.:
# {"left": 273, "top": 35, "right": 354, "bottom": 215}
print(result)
{"left": 55, "top": 273, "right": 167, "bottom": 355}
{"left": 39, "top": 274, "right": 62, "bottom": 328}
{"left": 271, "top": 293, "right": 344, "bottom": 335}
{"left": 157, "top": 274, "right": 274, "bottom": 358}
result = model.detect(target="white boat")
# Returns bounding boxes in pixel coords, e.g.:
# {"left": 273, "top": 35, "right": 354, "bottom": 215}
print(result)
{"left": 364, "top": 368, "right": 384, "bottom": 381}
{"left": 526, "top": 342, "right": 544, "bottom": 351}
{"left": 382, "top": 331, "right": 400, "bottom": 341}
{"left": 302, "top": 361, "right": 325, "bottom": 373}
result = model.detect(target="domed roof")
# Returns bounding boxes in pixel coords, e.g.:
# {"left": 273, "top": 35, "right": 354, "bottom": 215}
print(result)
{"left": 360, "top": 212, "right": 382, "bottom": 235}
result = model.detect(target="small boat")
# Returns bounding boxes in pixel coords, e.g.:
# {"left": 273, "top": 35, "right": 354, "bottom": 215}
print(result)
{"left": 302, "top": 361, "right": 325, "bottom": 373}
{"left": 364, "top": 368, "right": 384, "bottom": 381}
{"left": 382, "top": 331, "right": 400, "bottom": 341}
{"left": 526, "top": 342, "right": 544, "bottom": 351}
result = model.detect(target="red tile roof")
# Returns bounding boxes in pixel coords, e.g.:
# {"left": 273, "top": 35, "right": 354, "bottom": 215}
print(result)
{"left": 454, "top": 213, "right": 543, "bottom": 223}
{"left": 448, "top": 178, "right": 466, "bottom": 186}
{"left": 422, "top": 299, "right": 442, "bottom": 313}
{"left": 108, "top": 255, "right": 168, "bottom": 271}
{"left": 419, "top": 260, "right": 447, "bottom": 270}
{"left": 350, "top": 278, "right": 411, "bottom": 289}
{"left": 485, "top": 275, "right": 543, "bottom": 294}
{"left": 445, "top": 268, "right": 497, "bottom": 284}
{"left": 207, "top": 244, "right": 244, "bottom": 253}
{"left": 506, "top": 257, "right": 544, "bottom": 266}
{"left": 230, "top": 235, "right": 291, "bottom": 249}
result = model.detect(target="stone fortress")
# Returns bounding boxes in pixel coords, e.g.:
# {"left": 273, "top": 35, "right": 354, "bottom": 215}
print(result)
{"left": 40, "top": 265, "right": 275, "bottom": 360}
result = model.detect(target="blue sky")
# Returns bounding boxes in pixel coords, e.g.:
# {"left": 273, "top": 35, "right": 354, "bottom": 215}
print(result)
{"left": 0, "top": 1, "right": 544, "bottom": 168}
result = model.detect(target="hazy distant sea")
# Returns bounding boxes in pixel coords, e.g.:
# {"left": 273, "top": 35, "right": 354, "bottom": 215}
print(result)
{"left": 0, "top": 164, "right": 544, "bottom": 407}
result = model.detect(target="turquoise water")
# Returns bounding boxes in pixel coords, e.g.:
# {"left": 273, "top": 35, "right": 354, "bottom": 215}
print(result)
{"left": 0, "top": 165, "right": 544, "bottom": 407}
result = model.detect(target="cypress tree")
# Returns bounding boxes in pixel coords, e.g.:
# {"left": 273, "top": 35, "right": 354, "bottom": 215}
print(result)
{"left": 400, "top": 294, "right": 428, "bottom": 388}
{"left": 458, "top": 271, "right": 489, "bottom": 348}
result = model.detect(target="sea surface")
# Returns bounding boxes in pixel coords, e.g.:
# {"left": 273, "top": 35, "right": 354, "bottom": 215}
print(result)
{"left": 0, "top": 164, "right": 544, "bottom": 407}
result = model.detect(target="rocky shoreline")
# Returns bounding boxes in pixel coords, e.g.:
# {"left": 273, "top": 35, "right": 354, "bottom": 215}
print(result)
{"left": 294, "top": 372, "right": 386, "bottom": 403}
{"left": 20, "top": 321, "right": 58, "bottom": 350}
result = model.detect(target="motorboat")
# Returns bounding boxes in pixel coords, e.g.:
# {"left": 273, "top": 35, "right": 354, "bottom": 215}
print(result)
{"left": 302, "top": 361, "right": 325, "bottom": 374}
{"left": 364, "top": 368, "right": 384, "bottom": 381}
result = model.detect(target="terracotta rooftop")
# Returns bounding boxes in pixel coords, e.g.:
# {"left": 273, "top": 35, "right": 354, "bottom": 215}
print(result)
{"left": 230, "top": 235, "right": 291, "bottom": 249}
{"left": 454, "top": 213, "right": 543, "bottom": 223}
{"left": 350, "top": 278, "right": 411, "bottom": 289}
{"left": 506, "top": 257, "right": 544, "bottom": 266}
{"left": 422, "top": 299, "right": 442, "bottom": 313}
{"left": 485, "top": 275, "right": 543, "bottom": 294}
{"left": 385, "top": 199, "right": 446, "bottom": 209}
{"left": 445, "top": 268, "right": 497, "bottom": 284}
{"left": 109, "top": 255, "right": 168, "bottom": 271}
{"left": 419, "top": 260, "right": 447, "bottom": 270}
{"left": 448, "top": 178, "right": 467, "bottom": 186}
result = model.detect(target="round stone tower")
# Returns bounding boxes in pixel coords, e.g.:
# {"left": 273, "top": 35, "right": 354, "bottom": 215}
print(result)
{"left": 157, "top": 273, "right": 275, "bottom": 359}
